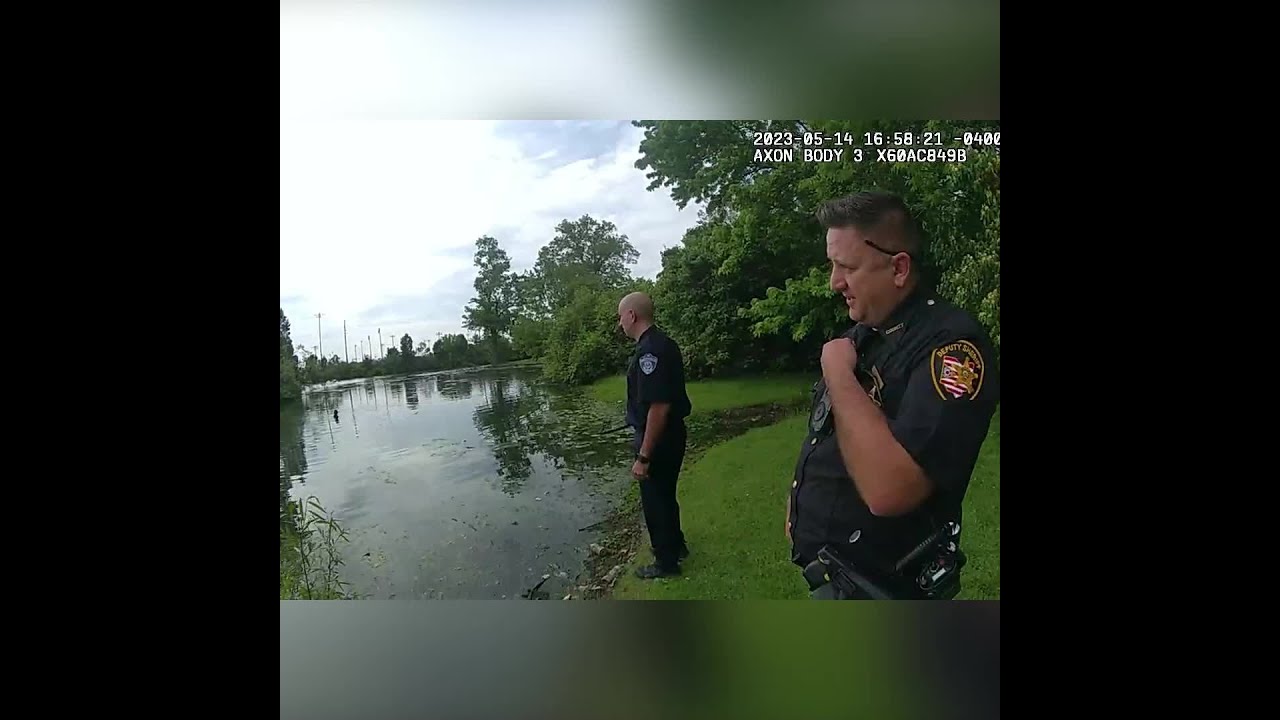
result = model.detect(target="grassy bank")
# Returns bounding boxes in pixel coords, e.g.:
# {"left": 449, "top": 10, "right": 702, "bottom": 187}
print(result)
{"left": 598, "top": 374, "right": 1001, "bottom": 600}
{"left": 588, "top": 371, "right": 816, "bottom": 414}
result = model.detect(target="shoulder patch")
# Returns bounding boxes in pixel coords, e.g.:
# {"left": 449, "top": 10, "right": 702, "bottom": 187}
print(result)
{"left": 639, "top": 352, "right": 658, "bottom": 375}
{"left": 930, "top": 340, "right": 985, "bottom": 400}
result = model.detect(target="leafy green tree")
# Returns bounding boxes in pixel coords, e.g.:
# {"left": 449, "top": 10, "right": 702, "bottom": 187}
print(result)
{"left": 517, "top": 214, "right": 646, "bottom": 383}
{"left": 433, "top": 333, "right": 474, "bottom": 368}
{"left": 542, "top": 285, "right": 634, "bottom": 385}
{"left": 520, "top": 216, "right": 639, "bottom": 320}
{"left": 462, "top": 235, "right": 518, "bottom": 362}
{"left": 280, "top": 308, "right": 302, "bottom": 402}
{"left": 509, "top": 316, "right": 550, "bottom": 360}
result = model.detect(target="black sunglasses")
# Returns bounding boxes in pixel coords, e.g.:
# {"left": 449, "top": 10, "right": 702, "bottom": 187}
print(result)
{"left": 864, "top": 238, "right": 911, "bottom": 258}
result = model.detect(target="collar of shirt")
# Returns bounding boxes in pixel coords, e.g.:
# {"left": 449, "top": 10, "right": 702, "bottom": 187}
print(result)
{"left": 871, "top": 284, "right": 934, "bottom": 339}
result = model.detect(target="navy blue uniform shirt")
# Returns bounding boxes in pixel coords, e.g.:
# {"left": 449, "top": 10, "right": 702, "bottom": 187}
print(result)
{"left": 625, "top": 325, "right": 692, "bottom": 439}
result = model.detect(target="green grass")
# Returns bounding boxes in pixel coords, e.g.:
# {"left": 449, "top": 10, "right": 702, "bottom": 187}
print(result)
{"left": 612, "top": 406, "right": 1001, "bottom": 600}
{"left": 587, "top": 371, "right": 815, "bottom": 414}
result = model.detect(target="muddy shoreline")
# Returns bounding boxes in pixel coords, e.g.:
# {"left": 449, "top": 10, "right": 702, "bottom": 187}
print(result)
{"left": 561, "top": 400, "right": 807, "bottom": 599}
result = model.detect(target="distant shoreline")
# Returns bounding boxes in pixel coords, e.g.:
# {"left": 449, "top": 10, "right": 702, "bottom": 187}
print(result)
{"left": 292, "top": 358, "right": 546, "bottom": 393}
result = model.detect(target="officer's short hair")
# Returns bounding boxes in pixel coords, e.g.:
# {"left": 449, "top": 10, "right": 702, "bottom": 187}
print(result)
{"left": 816, "top": 191, "right": 924, "bottom": 257}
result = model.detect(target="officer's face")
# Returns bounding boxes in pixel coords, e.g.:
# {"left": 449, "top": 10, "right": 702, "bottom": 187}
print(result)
{"left": 617, "top": 306, "right": 636, "bottom": 339}
{"left": 826, "top": 227, "right": 910, "bottom": 326}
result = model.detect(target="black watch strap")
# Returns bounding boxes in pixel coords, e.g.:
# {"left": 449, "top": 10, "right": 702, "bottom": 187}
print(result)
{"left": 637, "top": 453, "right": 650, "bottom": 464}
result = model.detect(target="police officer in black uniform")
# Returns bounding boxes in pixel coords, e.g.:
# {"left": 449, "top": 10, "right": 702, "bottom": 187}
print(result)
{"left": 618, "top": 291, "right": 693, "bottom": 579}
{"left": 787, "top": 191, "right": 1000, "bottom": 599}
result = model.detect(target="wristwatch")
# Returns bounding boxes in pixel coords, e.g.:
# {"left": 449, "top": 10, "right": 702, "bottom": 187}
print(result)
{"left": 636, "top": 453, "right": 650, "bottom": 464}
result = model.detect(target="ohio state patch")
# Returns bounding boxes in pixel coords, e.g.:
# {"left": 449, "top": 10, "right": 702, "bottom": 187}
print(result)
{"left": 930, "top": 340, "right": 985, "bottom": 400}
{"left": 639, "top": 353, "right": 658, "bottom": 375}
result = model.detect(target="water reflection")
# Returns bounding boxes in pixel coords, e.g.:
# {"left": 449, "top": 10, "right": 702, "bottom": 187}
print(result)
{"left": 472, "top": 375, "right": 539, "bottom": 493}
{"left": 436, "top": 375, "right": 473, "bottom": 400}
{"left": 468, "top": 369, "right": 637, "bottom": 495}
{"left": 280, "top": 366, "right": 641, "bottom": 599}
{"left": 405, "top": 378, "right": 419, "bottom": 409}
{"left": 279, "top": 401, "right": 308, "bottom": 535}
{"left": 280, "top": 401, "right": 308, "bottom": 481}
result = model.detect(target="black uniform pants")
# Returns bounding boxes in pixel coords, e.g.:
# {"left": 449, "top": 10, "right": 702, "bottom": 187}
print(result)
{"left": 634, "top": 421, "right": 688, "bottom": 569}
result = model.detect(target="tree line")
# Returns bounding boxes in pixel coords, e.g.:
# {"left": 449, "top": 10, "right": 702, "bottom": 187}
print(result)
{"left": 281, "top": 120, "right": 999, "bottom": 402}
{"left": 279, "top": 310, "right": 513, "bottom": 401}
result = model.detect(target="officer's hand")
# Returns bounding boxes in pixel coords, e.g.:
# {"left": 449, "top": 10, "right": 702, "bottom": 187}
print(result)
{"left": 631, "top": 459, "right": 649, "bottom": 480}
{"left": 820, "top": 337, "right": 858, "bottom": 382}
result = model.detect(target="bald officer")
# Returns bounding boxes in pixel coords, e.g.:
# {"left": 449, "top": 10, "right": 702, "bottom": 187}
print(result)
{"left": 618, "top": 291, "right": 692, "bottom": 579}
{"left": 787, "top": 190, "right": 1000, "bottom": 599}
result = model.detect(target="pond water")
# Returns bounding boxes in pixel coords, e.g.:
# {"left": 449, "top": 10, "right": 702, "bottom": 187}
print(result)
{"left": 279, "top": 364, "right": 635, "bottom": 600}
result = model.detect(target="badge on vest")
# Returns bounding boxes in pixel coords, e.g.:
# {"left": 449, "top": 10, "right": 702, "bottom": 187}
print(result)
{"left": 639, "top": 353, "right": 658, "bottom": 375}
{"left": 865, "top": 366, "right": 884, "bottom": 407}
{"left": 930, "top": 340, "right": 985, "bottom": 400}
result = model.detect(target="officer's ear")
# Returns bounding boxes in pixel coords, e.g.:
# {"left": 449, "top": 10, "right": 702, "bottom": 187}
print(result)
{"left": 891, "top": 253, "right": 913, "bottom": 287}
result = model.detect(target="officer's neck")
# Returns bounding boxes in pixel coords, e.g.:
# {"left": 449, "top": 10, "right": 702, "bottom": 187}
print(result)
{"left": 868, "top": 282, "right": 925, "bottom": 331}
{"left": 631, "top": 321, "right": 654, "bottom": 341}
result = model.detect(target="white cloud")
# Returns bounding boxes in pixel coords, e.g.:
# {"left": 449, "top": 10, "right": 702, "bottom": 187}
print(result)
{"left": 281, "top": 119, "right": 703, "bottom": 362}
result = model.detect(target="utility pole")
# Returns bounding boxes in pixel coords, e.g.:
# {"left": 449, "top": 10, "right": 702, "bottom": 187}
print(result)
{"left": 378, "top": 328, "right": 383, "bottom": 358}
{"left": 368, "top": 335, "right": 372, "bottom": 361}
{"left": 343, "top": 320, "right": 349, "bottom": 363}
{"left": 316, "top": 313, "right": 323, "bottom": 359}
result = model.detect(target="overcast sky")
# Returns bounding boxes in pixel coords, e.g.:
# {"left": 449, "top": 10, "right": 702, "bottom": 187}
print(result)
{"left": 280, "top": 6, "right": 707, "bottom": 362}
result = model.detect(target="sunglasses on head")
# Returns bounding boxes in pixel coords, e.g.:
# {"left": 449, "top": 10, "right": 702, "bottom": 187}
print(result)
{"left": 864, "top": 238, "right": 911, "bottom": 258}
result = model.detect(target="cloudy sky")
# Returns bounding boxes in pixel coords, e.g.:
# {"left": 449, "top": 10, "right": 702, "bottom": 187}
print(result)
{"left": 281, "top": 119, "right": 703, "bottom": 360}
{"left": 280, "top": 2, "right": 711, "bottom": 362}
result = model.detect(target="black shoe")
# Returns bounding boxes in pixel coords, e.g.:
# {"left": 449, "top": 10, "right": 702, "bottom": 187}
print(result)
{"left": 634, "top": 563, "right": 681, "bottom": 579}
{"left": 652, "top": 546, "right": 690, "bottom": 563}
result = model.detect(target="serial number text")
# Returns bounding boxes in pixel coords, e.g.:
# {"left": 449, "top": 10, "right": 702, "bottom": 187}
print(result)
{"left": 875, "top": 148, "right": 968, "bottom": 163}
